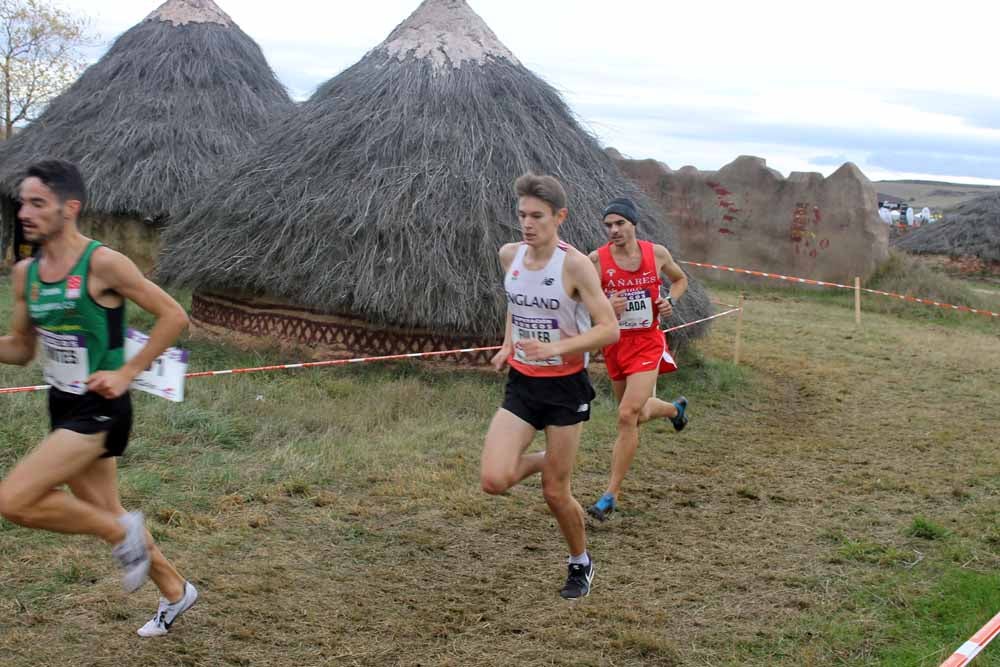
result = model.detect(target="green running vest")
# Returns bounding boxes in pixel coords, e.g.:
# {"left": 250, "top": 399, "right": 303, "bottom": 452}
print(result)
{"left": 26, "top": 240, "right": 125, "bottom": 393}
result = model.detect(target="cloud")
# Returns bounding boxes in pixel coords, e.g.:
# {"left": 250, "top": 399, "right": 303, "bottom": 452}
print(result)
{"left": 866, "top": 151, "right": 1000, "bottom": 181}
{"left": 889, "top": 91, "right": 1000, "bottom": 132}
{"left": 811, "top": 155, "right": 852, "bottom": 167}
{"left": 56, "top": 0, "right": 1000, "bottom": 186}
{"left": 574, "top": 98, "right": 1000, "bottom": 179}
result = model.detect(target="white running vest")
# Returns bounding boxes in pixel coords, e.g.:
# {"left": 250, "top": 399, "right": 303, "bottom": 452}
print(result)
{"left": 504, "top": 242, "right": 591, "bottom": 377}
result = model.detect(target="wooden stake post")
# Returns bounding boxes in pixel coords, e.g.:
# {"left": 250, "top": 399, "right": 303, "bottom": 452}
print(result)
{"left": 734, "top": 292, "right": 745, "bottom": 365}
{"left": 855, "top": 277, "right": 862, "bottom": 326}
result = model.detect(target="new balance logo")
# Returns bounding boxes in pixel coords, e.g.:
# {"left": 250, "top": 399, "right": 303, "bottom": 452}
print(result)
{"left": 543, "top": 277, "right": 555, "bottom": 286}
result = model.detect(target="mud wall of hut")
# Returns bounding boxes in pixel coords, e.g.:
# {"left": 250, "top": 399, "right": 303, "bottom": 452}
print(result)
{"left": 79, "top": 215, "right": 161, "bottom": 274}
{"left": 190, "top": 291, "right": 501, "bottom": 364}
{"left": 2, "top": 203, "right": 161, "bottom": 273}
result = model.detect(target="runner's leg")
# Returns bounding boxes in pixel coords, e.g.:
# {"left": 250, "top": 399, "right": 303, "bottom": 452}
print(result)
{"left": 541, "top": 423, "right": 586, "bottom": 557}
{"left": 637, "top": 395, "right": 679, "bottom": 424}
{"left": 606, "top": 370, "right": 659, "bottom": 498}
{"left": 0, "top": 430, "right": 126, "bottom": 544}
{"left": 481, "top": 409, "right": 544, "bottom": 494}
{"left": 67, "top": 457, "right": 185, "bottom": 602}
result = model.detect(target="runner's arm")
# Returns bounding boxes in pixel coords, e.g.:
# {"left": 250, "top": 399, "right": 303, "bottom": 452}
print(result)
{"left": 91, "top": 248, "right": 188, "bottom": 381}
{"left": 491, "top": 244, "right": 520, "bottom": 370}
{"left": 655, "top": 245, "right": 688, "bottom": 311}
{"left": 552, "top": 251, "right": 619, "bottom": 356}
{"left": 0, "top": 261, "right": 37, "bottom": 366}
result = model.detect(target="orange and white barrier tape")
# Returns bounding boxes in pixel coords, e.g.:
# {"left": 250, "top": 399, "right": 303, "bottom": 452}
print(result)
{"left": 680, "top": 260, "right": 1000, "bottom": 319}
{"left": 0, "top": 346, "right": 500, "bottom": 396}
{"left": 0, "top": 307, "right": 745, "bottom": 397}
{"left": 711, "top": 299, "right": 742, "bottom": 309}
{"left": 858, "top": 287, "right": 1000, "bottom": 317}
{"left": 0, "top": 383, "right": 50, "bottom": 396}
{"left": 940, "top": 610, "right": 1000, "bottom": 666}
{"left": 682, "top": 260, "right": 855, "bottom": 289}
{"left": 666, "top": 307, "right": 742, "bottom": 332}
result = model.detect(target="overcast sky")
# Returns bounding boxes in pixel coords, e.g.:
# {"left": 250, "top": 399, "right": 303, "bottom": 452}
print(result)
{"left": 58, "top": 0, "right": 1000, "bottom": 186}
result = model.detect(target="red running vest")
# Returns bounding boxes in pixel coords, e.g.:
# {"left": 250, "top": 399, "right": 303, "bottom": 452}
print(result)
{"left": 597, "top": 240, "right": 661, "bottom": 335}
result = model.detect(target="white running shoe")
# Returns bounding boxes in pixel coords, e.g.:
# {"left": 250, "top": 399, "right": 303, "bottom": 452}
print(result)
{"left": 137, "top": 581, "right": 199, "bottom": 637}
{"left": 112, "top": 511, "right": 150, "bottom": 593}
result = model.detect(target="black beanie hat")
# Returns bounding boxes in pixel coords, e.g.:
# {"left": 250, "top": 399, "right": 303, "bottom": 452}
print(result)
{"left": 602, "top": 197, "right": 639, "bottom": 225}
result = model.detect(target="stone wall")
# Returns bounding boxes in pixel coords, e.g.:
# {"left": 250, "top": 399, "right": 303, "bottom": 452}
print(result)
{"left": 613, "top": 153, "right": 889, "bottom": 285}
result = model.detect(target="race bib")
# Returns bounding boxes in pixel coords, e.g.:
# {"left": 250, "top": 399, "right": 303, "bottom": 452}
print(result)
{"left": 619, "top": 289, "right": 654, "bottom": 330}
{"left": 512, "top": 315, "right": 562, "bottom": 366}
{"left": 38, "top": 329, "right": 89, "bottom": 395}
{"left": 125, "top": 329, "right": 189, "bottom": 402}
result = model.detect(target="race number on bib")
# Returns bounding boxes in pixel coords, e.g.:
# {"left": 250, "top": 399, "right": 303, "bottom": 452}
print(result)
{"left": 125, "top": 329, "right": 189, "bottom": 402}
{"left": 619, "top": 289, "right": 654, "bottom": 330}
{"left": 38, "top": 329, "right": 89, "bottom": 395}
{"left": 512, "top": 315, "right": 562, "bottom": 366}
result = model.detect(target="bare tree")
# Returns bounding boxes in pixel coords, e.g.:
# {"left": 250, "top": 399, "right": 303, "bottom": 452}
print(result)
{"left": 0, "top": 0, "right": 90, "bottom": 139}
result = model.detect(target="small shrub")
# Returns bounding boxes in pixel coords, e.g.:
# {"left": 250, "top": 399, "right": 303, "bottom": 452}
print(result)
{"left": 905, "top": 516, "right": 949, "bottom": 540}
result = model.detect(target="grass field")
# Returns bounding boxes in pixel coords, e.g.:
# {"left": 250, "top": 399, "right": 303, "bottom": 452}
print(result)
{"left": 0, "top": 270, "right": 998, "bottom": 666}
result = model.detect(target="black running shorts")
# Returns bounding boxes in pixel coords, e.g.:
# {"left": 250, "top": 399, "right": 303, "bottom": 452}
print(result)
{"left": 48, "top": 388, "right": 133, "bottom": 458}
{"left": 502, "top": 367, "right": 596, "bottom": 431}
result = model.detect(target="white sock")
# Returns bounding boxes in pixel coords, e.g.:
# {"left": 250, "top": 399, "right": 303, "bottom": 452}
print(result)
{"left": 568, "top": 551, "right": 590, "bottom": 567}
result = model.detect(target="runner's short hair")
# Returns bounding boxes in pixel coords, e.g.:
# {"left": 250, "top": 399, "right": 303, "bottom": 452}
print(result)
{"left": 515, "top": 173, "right": 567, "bottom": 214}
{"left": 22, "top": 159, "right": 87, "bottom": 210}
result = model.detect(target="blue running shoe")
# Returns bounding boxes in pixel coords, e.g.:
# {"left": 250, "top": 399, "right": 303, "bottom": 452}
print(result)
{"left": 586, "top": 492, "right": 617, "bottom": 522}
{"left": 669, "top": 396, "right": 688, "bottom": 432}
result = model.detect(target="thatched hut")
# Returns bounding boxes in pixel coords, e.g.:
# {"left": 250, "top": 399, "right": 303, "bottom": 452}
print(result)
{"left": 156, "top": 0, "right": 712, "bottom": 361}
{"left": 0, "top": 0, "right": 293, "bottom": 271}
{"left": 894, "top": 191, "right": 1000, "bottom": 264}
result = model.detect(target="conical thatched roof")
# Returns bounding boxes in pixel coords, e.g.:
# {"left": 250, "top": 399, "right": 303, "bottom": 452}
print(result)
{"left": 158, "top": 0, "right": 712, "bottom": 342}
{"left": 894, "top": 191, "right": 1000, "bottom": 262}
{"left": 0, "top": 0, "right": 293, "bottom": 220}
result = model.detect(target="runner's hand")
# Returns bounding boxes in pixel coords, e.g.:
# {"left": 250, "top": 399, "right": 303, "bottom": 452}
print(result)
{"left": 656, "top": 295, "right": 674, "bottom": 319}
{"left": 491, "top": 345, "right": 512, "bottom": 372}
{"left": 609, "top": 292, "right": 626, "bottom": 317}
{"left": 86, "top": 370, "right": 132, "bottom": 399}
{"left": 517, "top": 339, "right": 555, "bottom": 362}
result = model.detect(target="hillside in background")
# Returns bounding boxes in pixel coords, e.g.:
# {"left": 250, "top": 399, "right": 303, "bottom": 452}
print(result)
{"left": 875, "top": 180, "right": 1000, "bottom": 211}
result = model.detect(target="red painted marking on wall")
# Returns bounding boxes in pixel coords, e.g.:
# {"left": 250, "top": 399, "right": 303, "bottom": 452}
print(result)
{"left": 718, "top": 228, "right": 735, "bottom": 235}
{"left": 790, "top": 202, "right": 810, "bottom": 243}
{"left": 706, "top": 181, "right": 733, "bottom": 197}
{"left": 722, "top": 214, "right": 735, "bottom": 222}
